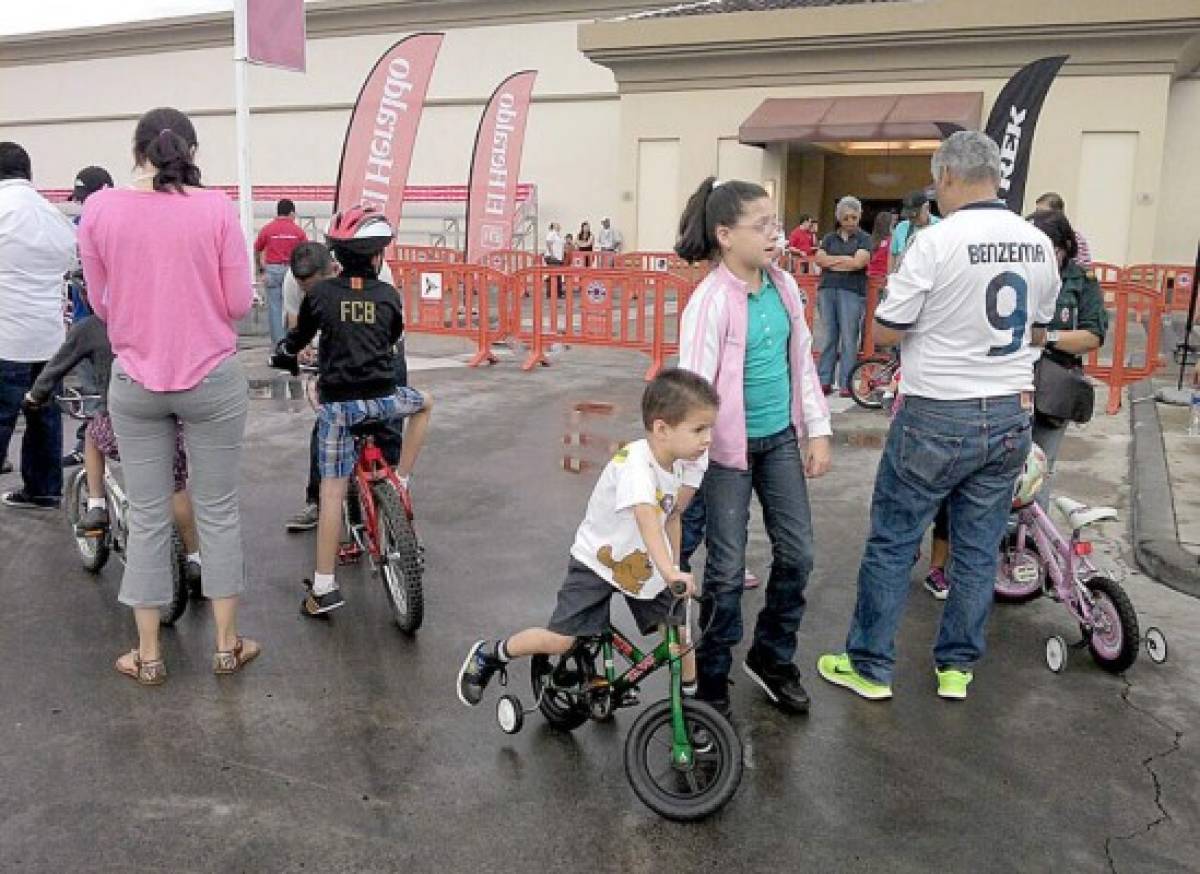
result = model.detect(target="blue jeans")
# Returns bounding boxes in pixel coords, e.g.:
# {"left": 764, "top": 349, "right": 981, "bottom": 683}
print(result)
{"left": 680, "top": 488, "right": 706, "bottom": 573}
{"left": 264, "top": 263, "right": 289, "bottom": 344}
{"left": 845, "top": 395, "right": 1031, "bottom": 685}
{"left": 0, "top": 359, "right": 63, "bottom": 500}
{"left": 698, "top": 426, "right": 815, "bottom": 693}
{"left": 817, "top": 286, "right": 865, "bottom": 388}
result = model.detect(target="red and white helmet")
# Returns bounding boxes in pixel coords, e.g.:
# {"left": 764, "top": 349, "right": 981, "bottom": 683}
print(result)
{"left": 325, "top": 205, "right": 393, "bottom": 255}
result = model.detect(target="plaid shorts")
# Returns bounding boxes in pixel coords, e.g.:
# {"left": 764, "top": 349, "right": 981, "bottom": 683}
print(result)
{"left": 317, "top": 388, "right": 426, "bottom": 479}
{"left": 86, "top": 412, "right": 189, "bottom": 493}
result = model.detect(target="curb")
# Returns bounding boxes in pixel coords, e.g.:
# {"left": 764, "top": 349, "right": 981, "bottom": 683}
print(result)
{"left": 1129, "top": 378, "right": 1200, "bottom": 599}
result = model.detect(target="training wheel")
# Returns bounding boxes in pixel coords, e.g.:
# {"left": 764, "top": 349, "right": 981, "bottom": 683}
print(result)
{"left": 1045, "top": 635, "right": 1068, "bottom": 673}
{"left": 1145, "top": 627, "right": 1168, "bottom": 665}
{"left": 496, "top": 694, "right": 525, "bottom": 735}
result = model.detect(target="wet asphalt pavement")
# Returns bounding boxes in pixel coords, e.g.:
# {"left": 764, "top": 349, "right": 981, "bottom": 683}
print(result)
{"left": 0, "top": 337, "right": 1196, "bottom": 873}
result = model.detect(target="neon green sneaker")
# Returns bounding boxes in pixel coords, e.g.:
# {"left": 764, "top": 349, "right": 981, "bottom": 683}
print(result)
{"left": 816, "top": 653, "right": 892, "bottom": 701}
{"left": 936, "top": 667, "right": 973, "bottom": 700}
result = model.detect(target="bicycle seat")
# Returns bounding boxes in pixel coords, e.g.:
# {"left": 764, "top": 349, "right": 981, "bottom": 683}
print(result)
{"left": 1054, "top": 496, "right": 1118, "bottom": 530}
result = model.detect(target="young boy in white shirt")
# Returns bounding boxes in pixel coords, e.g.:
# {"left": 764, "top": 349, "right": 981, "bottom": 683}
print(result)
{"left": 457, "top": 368, "right": 717, "bottom": 706}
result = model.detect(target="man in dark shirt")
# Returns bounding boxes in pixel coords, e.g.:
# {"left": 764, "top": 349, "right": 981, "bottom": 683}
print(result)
{"left": 815, "top": 196, "right": 872, "bottom": 396}
{"left": 272, "top": 207, "right": 433, "bottom": 617}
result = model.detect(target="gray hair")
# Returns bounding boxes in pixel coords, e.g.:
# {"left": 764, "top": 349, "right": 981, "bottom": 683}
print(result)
{"left": 835, "top": 196, "right": 862, "bottom": 220}
{"left": 931, "top": 130, "right": 1001, "bottom": 185}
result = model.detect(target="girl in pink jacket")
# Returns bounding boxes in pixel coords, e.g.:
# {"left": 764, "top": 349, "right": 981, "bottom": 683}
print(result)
{"left": 676, "top": 177, "right": 832, "bottom": 718}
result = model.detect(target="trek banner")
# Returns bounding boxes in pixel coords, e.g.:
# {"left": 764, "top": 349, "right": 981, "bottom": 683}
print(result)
{"left": 333, "top": 33, "right": 444, "bottom": 227}
{"left": 464, "top": 70, "right": 538, "bottom": 264}
{"left": 983, "top": 55, "right": 1069, "bottom": 212}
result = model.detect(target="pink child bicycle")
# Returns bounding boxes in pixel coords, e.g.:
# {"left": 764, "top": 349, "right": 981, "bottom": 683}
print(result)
{"left": 995, "top": 448, "right": 1167, "bottom": 673}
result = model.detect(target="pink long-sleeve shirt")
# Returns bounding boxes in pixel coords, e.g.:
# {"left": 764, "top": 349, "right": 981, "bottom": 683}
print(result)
{"left": 79, "top": 187, "right": 253, "bottom": 391}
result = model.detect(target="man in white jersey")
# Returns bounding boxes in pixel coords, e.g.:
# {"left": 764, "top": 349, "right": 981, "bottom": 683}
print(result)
{"left": 818, "top": 131, "right": 1060, "bottom": 702}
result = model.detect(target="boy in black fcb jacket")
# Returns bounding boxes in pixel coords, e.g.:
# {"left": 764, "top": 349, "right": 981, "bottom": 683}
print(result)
{"left": 272, "top": 207, "right": 433, "bottom": 617}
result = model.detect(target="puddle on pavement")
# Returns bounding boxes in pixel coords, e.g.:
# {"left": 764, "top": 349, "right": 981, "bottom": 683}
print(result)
{"left": 562, "top": 400, "right": 624, "bottom": 474}
{"left": 835, "top": 431, "right": 887, "bottom": 449}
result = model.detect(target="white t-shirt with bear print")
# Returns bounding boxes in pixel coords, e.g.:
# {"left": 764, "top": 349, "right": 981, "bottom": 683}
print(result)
{"left": 571, "top": 438, "right": 705, "bottom": 600}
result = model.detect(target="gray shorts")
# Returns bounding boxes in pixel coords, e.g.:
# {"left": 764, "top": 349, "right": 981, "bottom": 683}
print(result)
{"left": 547, "top": 558, "right": 679, "bottom": 637}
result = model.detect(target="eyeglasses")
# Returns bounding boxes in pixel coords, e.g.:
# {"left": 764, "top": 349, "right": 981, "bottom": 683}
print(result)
{"left": 733, "top": 217, "right": 782, "bottom": 236}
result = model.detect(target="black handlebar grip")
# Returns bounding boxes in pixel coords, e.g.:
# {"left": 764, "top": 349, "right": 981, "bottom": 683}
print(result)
{"left": 669, "top": 580, "right": 688, "bottom": 597}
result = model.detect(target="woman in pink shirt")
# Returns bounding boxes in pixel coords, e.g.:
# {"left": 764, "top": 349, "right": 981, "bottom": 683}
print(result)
{"left": 80, "top": 107, "right": 259, "bottom": 685}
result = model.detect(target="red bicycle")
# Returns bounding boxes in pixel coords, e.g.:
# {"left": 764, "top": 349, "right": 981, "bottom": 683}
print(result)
{"left": 296, "top": 363, "right": 425, "bottom": 633}
{"left": 339, "top": 423, "right": 425, "bottom": 633}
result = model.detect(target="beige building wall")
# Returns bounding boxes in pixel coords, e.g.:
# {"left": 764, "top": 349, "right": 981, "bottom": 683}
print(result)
{"left": 0, "top": 18, "right": 621, "bottom": 239}
{"left": 1157, "top": 78, "right": 1200, "bottom": 266}
{"left": 607, "top": 73, "right": 1184, "bottom": 263}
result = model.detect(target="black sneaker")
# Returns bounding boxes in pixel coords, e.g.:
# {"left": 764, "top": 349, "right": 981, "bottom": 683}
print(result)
{"left": 301, "top": 582, "right": 345, "bottom": 617}
{"left": 457, "top": 640, "right": 506, "bottom": 707}
{"left": 743, "top": 649, "right": 811, "bottom": 714}
{"left": 79, "top": 505, "right": 110, "bottom": 533}
{"left": 2, "top": 490, "right": 60, "bottom": 510}
{"left": 0, "top": 460, "right": 12, "bottom": 475}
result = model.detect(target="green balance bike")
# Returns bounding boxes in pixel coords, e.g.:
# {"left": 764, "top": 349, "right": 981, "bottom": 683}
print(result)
{"left": 494, "top": 592, "right": 743, "bottom": 822}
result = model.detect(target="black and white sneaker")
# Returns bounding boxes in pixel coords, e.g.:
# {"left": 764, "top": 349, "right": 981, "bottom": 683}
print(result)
{"left": 78, "top": 505, "right": 110, "bottom": 533}
{"left": 743, "top": 648, "right": 811, "bottom": 714}
{"left": 301, "top": 582, "right": 345, "bottom": 617}
{"left": 285, "top": 503, "right": 320, "bottom": 533}
{"left": 2, "top": 490, "right": 59, "bottom": 510}
{"left": 457, "top": 640, "right": 506, "bottom": 707}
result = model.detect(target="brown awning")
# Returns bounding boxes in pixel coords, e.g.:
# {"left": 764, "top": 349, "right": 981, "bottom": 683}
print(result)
{"left": 738, "top": 92, "right": 983, "bottom": 145}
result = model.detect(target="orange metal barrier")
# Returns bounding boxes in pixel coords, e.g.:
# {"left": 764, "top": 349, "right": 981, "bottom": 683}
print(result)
{"left": 1084, "top": 281, "right": 1165, "bottom": 414}
{"left": 506, "top": 267, "right": 693, "bottom": 380}
{"left": 387, "top": 260, "right": 507, "bottom": 367}
{"left": 476, "top": 249, "right": 540, "bottom": 274}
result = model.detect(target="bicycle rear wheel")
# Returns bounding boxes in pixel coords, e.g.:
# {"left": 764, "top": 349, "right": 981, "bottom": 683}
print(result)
{"left": 373, "top": 481, "right": 424, "bottom": 633}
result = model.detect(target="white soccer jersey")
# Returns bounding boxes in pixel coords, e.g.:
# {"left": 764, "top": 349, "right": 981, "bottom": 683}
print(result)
{"left": 875, "top": 200, "right": 1061, "bottom": 400}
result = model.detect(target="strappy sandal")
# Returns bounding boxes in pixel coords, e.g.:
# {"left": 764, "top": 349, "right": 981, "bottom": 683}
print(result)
{"left": 115, "top": 649, "right": 167, "bottom": 686}
{"left": 213, "top": 637, "right": 261, "bottom": 675}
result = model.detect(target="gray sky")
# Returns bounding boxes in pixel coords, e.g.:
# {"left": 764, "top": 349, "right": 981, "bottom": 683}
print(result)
{"left": 2, "top": 1, "right": 318, "bottom": 36}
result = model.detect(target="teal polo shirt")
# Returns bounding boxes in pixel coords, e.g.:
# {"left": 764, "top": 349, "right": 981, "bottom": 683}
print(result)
{"left": 744, "top": 275, "right": 792, "bottom": 439}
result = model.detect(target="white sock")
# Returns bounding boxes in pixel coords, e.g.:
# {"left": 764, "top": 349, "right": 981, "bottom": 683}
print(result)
{"left": 186, "top": 552, "right": 201, "bottom": 566}
{"left": 312, "top": 572, "right": 336, "bottom": 597}
{"left": 87, "top": 498, "right": 106, "bottom": 511}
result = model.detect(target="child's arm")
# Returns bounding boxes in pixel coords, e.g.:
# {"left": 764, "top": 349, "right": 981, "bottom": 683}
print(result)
{"left": 26, "top": 321, "right": 93, "bottom": 406}
{"left": 633, "top": 504, "right": 694, "bottom": 597}
{"left": 667, "top": 485, "right": 696, "bottom": 562}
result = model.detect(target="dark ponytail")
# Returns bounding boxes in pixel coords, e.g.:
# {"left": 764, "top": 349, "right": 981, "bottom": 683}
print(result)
{"left": 1028, "top": 209, "right": 1078, "bottom": 263}
{"left": 674, "top": 176, "right": 769, "bottom": 264}
{"left": 133, "top": 107, "right": 202, "bottom": 194}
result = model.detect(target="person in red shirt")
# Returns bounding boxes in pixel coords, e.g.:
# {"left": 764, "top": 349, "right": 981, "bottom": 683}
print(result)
{"left": 787, "top": 214, "right": 817, "bottom": 272}
{"left": 254, "top": 198, "right": 308, "bottom": 343}
{"left": 867, "top": 211, "right": 894, "bottom": 279}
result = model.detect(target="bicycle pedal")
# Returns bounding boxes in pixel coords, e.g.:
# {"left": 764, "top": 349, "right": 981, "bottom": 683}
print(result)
{"left": 337, "top": 544, "right": 363, "bottom": 565}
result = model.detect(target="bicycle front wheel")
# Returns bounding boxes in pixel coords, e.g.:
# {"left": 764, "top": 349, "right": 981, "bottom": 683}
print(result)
{"left": 373, "top": 482, "right": 424, "bottom": 633}
{"left": 624, "top": 699, "right": 742, "bottom": 821}
{"left": 159, "top": 530, "right": 189, "bottom": 627}
{"left": 847, "top": 357, "right": 892, "bottom": 409}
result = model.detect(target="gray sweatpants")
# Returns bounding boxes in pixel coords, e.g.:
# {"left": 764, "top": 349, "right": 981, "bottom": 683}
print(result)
{"left": 109, "top": 357, "right": 249, "bottom": 607}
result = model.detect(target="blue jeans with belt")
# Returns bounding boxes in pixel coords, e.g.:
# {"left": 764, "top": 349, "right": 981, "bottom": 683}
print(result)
{"left": 0, "top": 359, "right": 63, "bottom": 500}
{"left": 845, "top": 395, "right": 1031, "bottom": 685}
{"left": 698, "top": 426, "right": 815, "bottom": 695}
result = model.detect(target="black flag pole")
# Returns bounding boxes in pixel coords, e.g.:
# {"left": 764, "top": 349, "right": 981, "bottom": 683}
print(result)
{"left": 1176, "top": 240, "right": 1200, "bottom": 390}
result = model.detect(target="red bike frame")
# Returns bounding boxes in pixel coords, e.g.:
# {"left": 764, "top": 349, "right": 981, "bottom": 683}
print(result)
{"left": 340, "top": 436, "right": 414, "bottom": 564}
